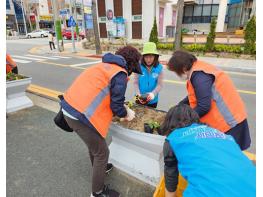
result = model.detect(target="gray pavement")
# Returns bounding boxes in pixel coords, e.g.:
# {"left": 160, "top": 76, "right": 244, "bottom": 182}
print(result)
{"left": 7, "top": 104, "right": 154, "bottom": 197}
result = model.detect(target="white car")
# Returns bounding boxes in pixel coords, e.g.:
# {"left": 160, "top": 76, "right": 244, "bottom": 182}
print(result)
{"left": 26, "top": 30, "right": 49, "bottom": 38}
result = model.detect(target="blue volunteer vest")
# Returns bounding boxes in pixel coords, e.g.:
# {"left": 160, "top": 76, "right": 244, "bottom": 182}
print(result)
{"left": 138, "top": 63, "right": 163, "bottom": 104}
{"left": 166, "top": 123, "right": 256, "bottom": 197}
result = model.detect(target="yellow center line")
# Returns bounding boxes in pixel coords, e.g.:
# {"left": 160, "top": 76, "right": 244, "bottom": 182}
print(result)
{"left": 36, "top": 63, "right": 256, "bottom": 95}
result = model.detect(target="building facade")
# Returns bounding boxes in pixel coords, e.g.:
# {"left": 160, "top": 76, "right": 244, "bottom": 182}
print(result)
{"left": 6, "top": 0, "right": 18, "bottom": 31}
{"left": 182, "top": 0, "right": 255, "bottom": 33}
{"left": 95, "top": 0, "right": 177, "bottom": 41}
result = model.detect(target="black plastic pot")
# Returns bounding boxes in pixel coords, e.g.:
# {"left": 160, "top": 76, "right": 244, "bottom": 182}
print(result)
{"left": 156, "top": 127, "right": 163, "bottom": 135}
{"left": 144, "top": 123, "right": 154, "bottom": 134}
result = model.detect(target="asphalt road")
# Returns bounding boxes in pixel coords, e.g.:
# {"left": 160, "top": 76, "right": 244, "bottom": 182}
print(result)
{"left": 7, "top": 38, "right": 256, "bottom": 153}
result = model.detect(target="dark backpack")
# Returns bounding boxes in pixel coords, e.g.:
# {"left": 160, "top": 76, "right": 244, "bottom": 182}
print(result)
{"left": 53, "top": 95, "right": 73, "bottom": 132}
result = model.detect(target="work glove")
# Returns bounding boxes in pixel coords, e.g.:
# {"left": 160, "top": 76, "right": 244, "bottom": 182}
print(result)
{"left": 146, "top": 92, "right": 155, "bottom": 102}
{"left": 120, "top": 105, "right": 135, "bottom": 121}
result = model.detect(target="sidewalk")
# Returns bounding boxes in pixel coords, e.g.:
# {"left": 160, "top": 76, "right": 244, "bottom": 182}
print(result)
{"left": 29, "top": 42, "right": 256, "bottom": 74}
{"left": 7, "top": 93, "right": 155, "bottom": 197}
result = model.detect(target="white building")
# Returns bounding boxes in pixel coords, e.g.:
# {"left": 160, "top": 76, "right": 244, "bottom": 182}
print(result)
{"left": 96, "top": 0, "right": 178, "bottom": 41}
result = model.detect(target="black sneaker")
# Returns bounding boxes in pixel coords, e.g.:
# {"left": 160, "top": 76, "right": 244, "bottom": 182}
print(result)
{"left": 105, "top": 163, "right": 113, "bottom": 174}
{"left": 91, "top": 185, "right": 120, "bottom": 197}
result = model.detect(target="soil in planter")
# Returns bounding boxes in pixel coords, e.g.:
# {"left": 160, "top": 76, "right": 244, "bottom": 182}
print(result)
{"left": 112, "top": 104, "right": 166, "bottom": 135}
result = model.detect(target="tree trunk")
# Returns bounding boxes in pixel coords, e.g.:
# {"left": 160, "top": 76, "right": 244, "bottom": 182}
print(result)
{"left": 92, "top": 0, "right": 102, "bottom": 54}
{"left": 174, "top": 0, "right": 184, "bottom": 50}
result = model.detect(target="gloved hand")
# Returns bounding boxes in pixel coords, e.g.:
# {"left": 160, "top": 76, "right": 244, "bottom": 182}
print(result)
{"left": 120, "top": 105, "right": 135, "bottom": 121}
{"left": 147, "top": 92, "right": 155, "bottom": 102}
{"left": 135, "top": 94, "right": 147, "bottom": 105}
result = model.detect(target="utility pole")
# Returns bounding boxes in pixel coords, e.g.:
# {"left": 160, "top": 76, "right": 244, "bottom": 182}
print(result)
{"left": 70, "top": 0, "right": 77, "bottom": 53}
{"left": 51, "top": 0, "right": 64, "bottom": 52}
{"left": 174, "top": 0, "right": 184, "bottom": 50}
{"left": 92, "top": 0, "right": 102, "bottom": 54}
{"left": 21, "top": 0, "right": 28, "bottom": 34}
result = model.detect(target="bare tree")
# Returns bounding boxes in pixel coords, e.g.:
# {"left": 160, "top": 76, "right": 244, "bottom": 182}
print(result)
{"left": 92, "top": 0, "right": 102, "bottom": 54}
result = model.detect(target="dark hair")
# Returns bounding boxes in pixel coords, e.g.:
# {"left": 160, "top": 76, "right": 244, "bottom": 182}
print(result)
{"left": 115, "top": 46, "right": 142, "bottom": 75}
{"left": 167, "top": 50, "right": 197, "bottom": 76}
{"left": 141, "top": 54, "right": 159, "bottom": 68}
{"left": 160, "top": 104, "right": 200, "bottom": 136}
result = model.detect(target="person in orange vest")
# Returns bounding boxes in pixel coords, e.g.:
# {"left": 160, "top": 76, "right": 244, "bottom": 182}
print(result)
{"left": 60, "top": 46, "right": 142, "bottom": 197}
{"left": 6, "top": 54, "right": 18, "bottom": 74}
{"left": 167, "top": 50, "right": 251, "bottom": 151}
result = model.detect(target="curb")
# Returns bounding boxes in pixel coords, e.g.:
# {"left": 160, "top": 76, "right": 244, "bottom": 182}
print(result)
{"left": 27, "top": 84, "right": 61, "bottom": 102}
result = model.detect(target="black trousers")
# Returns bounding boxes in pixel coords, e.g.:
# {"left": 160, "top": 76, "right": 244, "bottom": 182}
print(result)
{"left": 49, "top": 41, "right": 56, "bottom": 50}
{"left": 64, "top": 116, "right": 109, "bottom": 193}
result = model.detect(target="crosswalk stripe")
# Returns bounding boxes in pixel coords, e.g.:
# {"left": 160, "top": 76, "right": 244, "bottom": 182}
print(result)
{"left": 12, "top": 58, "right": 32, "bottom": 63}
{"left": 13, "top": 55, "right": 43, "bottom": 61}
{"left": 69, "top": 61, "right": 101, "bottom": 67}
{"left": 52, "top": 56, "right": 71, "bottom": 59}
{"left": 25, "top": 54, "right": 59, "bottom": 60}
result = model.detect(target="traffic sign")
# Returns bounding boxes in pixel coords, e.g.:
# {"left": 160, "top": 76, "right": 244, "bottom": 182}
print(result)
{"left": 68, "top": 16, "right": 76, "bottom": 27}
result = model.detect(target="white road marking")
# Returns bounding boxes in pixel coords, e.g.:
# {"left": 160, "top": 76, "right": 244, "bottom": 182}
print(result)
{"left": 69, "top": 61, "right": 101, "bottom": 67}
{"left": 13, "top": 55, "right": 44, "bottom": 61}
{"left": 12, "top": 58, "right": 32, "bottom": 63}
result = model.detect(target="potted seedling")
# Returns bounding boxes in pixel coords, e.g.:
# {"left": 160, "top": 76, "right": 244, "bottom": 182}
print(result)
{"left": 6, "top": 72, "right": 33, "bottom": 113}
{"left": 144, "top": 120, "right": 161, "bottom": 134}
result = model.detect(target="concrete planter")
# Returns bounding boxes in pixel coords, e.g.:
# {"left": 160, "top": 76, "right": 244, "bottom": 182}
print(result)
{"left": 6, "top": 77, "right": 33, "bottom": 113}
{"left": 109, "top": 123, "right": 166, "bottom": 186}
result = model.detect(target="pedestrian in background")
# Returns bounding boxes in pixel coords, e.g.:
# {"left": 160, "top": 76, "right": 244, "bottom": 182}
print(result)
{"left": 167, "top": 50, "right": 251, "bottom": 150}
{"left": 48, "top": 31, "right": 56, "bottom": 50}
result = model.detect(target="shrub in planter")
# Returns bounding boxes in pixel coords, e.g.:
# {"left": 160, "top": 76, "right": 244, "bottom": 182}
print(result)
{"left": 244, "top": 16, "right": 256, "bottom": 54}
{"left": 205, "top": 17, "right": 217, "bottom": 51}
{"left": 6, "top": 72, "right": 27, "bottom": 81}
{"left": 149, "top": 17, "right": 159, "bottom": 44}
{"left": 183, "top": 44, "right": 206, "bottom": 52}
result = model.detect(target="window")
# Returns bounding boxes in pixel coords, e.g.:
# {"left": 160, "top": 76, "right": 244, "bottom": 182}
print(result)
{"left": 184, "top": 6, "right": 193, "bottom": 16}
{"left": 193, "top": 5, "right": 202, "bottom": 16}
{"left": 6, "top": 0, "right": 10, "bottom": 10}
{"left": 202, "top": 5, "right": 212, "bottom": 16}
{"left": 211, "top": 5, "right": 219, "bottom": 16}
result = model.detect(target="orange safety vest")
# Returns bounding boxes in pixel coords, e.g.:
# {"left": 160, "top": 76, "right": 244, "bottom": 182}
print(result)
{"left": 6, "top": 54, "right": 17, "bottom": 74}
{"left": 187, "top": 60, "right": 247, "bottom": 132}
{"left": 64, "top": 63, "right": 127, "bottom": 138}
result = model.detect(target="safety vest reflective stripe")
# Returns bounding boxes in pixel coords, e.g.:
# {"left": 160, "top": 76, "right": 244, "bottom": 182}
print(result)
{"left": 83, "top": 85, "right": 110, "bottom": 119}
{"left": 211, "top": 85, "right": 238, "bottom": 128}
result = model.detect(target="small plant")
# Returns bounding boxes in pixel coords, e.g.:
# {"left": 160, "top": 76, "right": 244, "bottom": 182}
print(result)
{"left": 205, "top": 17, "right": 217, "bottom": 52}
{"left": 127, "top": 100, "right": 134, "bottom": 108}
{"left": 149, "top": 17, "right": 159, "bottom": 44}
{"left": 147, "top": 120, "right": 160, "bottom": 130}
{"left": 6, "top": 72, "right": 26, "bottom": 81}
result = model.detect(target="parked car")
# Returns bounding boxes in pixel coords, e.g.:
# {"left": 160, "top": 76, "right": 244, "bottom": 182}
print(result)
{"left": 62, "top": 29, "right": 85, "bottom": 40}
{"left": 26, "top": 30, "right": 49, "bottom": 38}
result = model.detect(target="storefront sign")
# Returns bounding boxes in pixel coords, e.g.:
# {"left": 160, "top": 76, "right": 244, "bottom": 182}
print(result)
{"left": 39, "top": 15, "right": 53, "bottom": 21}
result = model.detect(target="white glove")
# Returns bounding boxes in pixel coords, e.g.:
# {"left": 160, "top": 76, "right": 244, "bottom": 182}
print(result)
{"left": 147, "top": 92, "right": 155, "bottom": 101}
{"left": 121, "top": 105, "right": 135, "bottom": 121}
